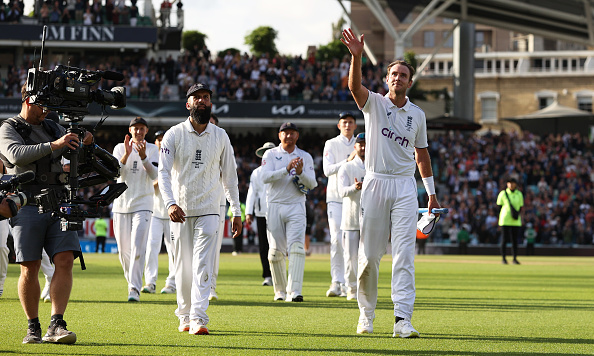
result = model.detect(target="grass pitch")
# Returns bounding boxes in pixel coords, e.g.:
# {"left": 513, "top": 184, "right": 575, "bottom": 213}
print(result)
{"left": 1, "top": 253, "right": 593, "bottom": 355}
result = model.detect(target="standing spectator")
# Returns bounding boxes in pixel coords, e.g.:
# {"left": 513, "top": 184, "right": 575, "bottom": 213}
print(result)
{"left": 159, "top": 0, "right": 171, "bottom": 27}
{"left": 158, "top": 83, "right": 242, "bottom": 335}
{"left": 337, "top": 132, "right": 366, "bottom": 301}
{"left": 323, "top": 111, "right": 357, "bottom": 298}
{"left": 260, "top": 122, "right": 317, "bottom": 302}
{"left": 6, "top": 1, "right": 21, "bottom": 23}
{"left": 82, "top": 7, "right": 92, "bottom": 25}
{"left": 74, "top": 0, "right": 85, "bottom": 24}
{"left": 94, "top": 216, "right": 108, "bottom": 253}
{"left": 496, "top": 177, "right": 524, "bottom": 264}
{"left": 112, "top": 117, "right": 159, "bottom": 302}
{"left": 245, "top": 142, "right": 276, "bottom": 287}
{"left": 457, "top": 224, "right": 470, "bottom": 254}
{"left": 341, "top": 28, "right": 441, "bottom": 338}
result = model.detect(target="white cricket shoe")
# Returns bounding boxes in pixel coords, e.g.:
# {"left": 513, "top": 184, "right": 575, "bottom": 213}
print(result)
{"left": 262, "top": 277, "right": 273, "bottom": 286}
{"left": 127, "top": 288, "right": 140, "bottom": 302}
{"left": 273, "top": 291, "right": 286, "bottom": 301}
{"left": 339, "top": 283, "right": 348, "bottom": 297}
{"left": 141, "top": 284, "right": 156, "bottom": 294}
{"left": 393, "top": 319, "right": 420, "bottom": 338}
{"left": 208, "top": 291, "right": 218, "bottom": 301}
{"left": 326, "top": 282, "right": 341, "bottom": 297}
{"left": 347, "top": 290, "right": 357, "bottom": 301}
{"left": 189, "top": 319, "right": 209, "bottom": 335}
{"left": 41, "top": 282, "right": 51, "bottom": 302}
{"left": 160, "top": 285, "right": 176, "bottom": 294}
{"left": 356, "top": 319, "right": 373, "bottom": 334}
{"left": 178, "top": 316, "right": 190, "bottom": 332}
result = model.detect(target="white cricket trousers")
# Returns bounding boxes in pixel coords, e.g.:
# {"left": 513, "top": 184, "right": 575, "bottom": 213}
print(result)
{"left": 358, "top": 174, "right": 418, "bottom": 321}
{"left": 113, "top": 211, "right": 151, "bottom": 292}
{"left": 343, "top": 230, "right": 360, "bottom": 291}
{"left": 171, "top": 215, "right": 218, "bottom": 324}
{"left": 327, "top": 202, "right": 345, "bottom": 284}
{"left": 144, "top": 217, "right": 175, "bottom": 288}
{"left": 267, "top": 202, "right": 306, "bottom": 295}
{"left": 210, "top": 205, "right": 226, "bottom": 292}
{"left": 0, "top": 220, "right": 8, "bottom": 290}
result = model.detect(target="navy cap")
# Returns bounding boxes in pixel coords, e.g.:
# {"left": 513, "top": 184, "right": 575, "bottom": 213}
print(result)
{"left": 154, "top": 130, "right": 165, "bottom": 138}
{"left": 186, "top": 83, "right": 212, "bottom": 98}
{"left": 279, "top": 122, "right": 299, "bottom": 132}
{"left": 355, "top": 132, "right": 365, "bottom": 143}
{"left": 339, "top": 111, "right": 356, "bottom": 121}
{"left": 129, "top": 116, "right": 148, "bottom": 127}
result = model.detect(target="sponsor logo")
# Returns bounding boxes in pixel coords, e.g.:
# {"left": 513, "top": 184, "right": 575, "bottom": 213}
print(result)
{"left": 275, "top": 156, "right": 282, "bottom": 160}
{"left": 212, "top": 104, "right": 229, "bottom": 114}
{"left": 381, "top": 128, "right": 410, "bottom": 147}
{"left": 271, "top": 105, "right": 305, "bottom": 115}
{"left": 161, "top": 147, "right": 170, "bottom": 155}
{"left": 45, "top": 25, "right": 115, "bottom": 42}
{"left": 131, "top": 161, "right": 139, "bottom": 173}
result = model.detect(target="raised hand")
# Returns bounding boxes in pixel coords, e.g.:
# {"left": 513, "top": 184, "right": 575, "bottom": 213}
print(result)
{"left": 124, "top": 134, "right": 133, "bottom": 156}
{"left": 340, "top": 28, "right": 364, "bottom": 57}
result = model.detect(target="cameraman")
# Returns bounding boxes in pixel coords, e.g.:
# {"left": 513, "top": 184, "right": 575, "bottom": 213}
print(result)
{"left": 0, "top": 84, "right": 93, "bottom": 344}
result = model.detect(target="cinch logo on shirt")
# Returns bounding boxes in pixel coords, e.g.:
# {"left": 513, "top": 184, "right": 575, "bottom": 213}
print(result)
{"left": 381, "top": 128, "right": 410, "bottom": 147}
{"left": 161, "top": 147, "right": 170, "bottom": 155}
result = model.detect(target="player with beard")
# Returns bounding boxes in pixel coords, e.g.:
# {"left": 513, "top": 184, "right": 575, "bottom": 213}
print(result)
{"left": 341, "top": 29, "right": 441, "bottom": 337}
{"left": 158, "top": 83, "right": 242, "bottom": 335}
{"left": 112, "top": 117, "right": 159, "bottom": 302}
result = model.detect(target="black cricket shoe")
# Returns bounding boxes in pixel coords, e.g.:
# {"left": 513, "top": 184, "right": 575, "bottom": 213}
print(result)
{"left": 292, "top": 295, "right": 304, "bottom": 302}
{"left": 42, "top": 319, "right": 77, "bottom": 344}
{"left": 22, "top": 323, "right": 42, "bottom": 344}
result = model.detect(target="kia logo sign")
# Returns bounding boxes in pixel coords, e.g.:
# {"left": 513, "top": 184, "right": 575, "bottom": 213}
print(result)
{"left": 212, "top": 104, "right": 229, "bottom": 114}
{"left": 271, "top": 105, "right": 306, "bottom": 115}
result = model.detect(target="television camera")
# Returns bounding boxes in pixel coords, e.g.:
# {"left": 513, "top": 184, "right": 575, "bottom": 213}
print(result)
{"left": 23, "top": 26, "right": 128, "bottom": 231}
{"left": 0, "top": 171, "right": 35, "bottom": 219}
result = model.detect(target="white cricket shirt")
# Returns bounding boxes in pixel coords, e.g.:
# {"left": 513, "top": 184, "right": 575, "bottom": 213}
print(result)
{"left": 158, "top": 119, "right": 241, "bottom": 217}
{"left": 112, "top": 141, "right": 159, "bottom": 213}
{"left": 260, "top": 145, "right": 317, "bottom": 205}
{"left": 323, "top": 134, "right": 356, "bottom": 203}
{"left": 245, "top": 166, "right": 268, "bottom": 217}
{"left": 338, "top": 156, "right": 366, "bottom": 231}
{"left": 361, "top": 92, "right": 428, "bottom": 177}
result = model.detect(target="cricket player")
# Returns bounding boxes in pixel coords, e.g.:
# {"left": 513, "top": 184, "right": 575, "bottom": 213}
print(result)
{"left": 260, "top": 122, "right": 317, "bottom": 302}
{"left": 208, "top": 113, "right": 226, "bottom": 302}
{"left": 245, "top": 142, "right": 276, "bottom": 287}
{"left": 341, "top": 28, "right": 441, "bottom": 337}
{"left": 323, "top": 111, "right": 357, "bottom": 298}
{"left": 142, "top": 130, "right": 176, "bottom": 295}
{"left": 337, "top": 132, "right": 366, "bottom": 301}
{"left": 112, "top": 117, "right": 159, "bottom": 302}
{"left": 158, "top": 83, "right": 242, "bottom": 335}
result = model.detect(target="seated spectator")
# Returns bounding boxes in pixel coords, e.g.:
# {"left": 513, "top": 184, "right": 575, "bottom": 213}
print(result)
{"left": 40, "top": 3, "right": 50, "bottom": 23}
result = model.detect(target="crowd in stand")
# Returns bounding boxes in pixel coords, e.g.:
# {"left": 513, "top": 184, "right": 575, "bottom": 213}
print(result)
{"left": 1, "top": 49, "right": 390, "bottom": 104}
{"left": 87, "top": 125, "right": 594, "bottom": 247}
{"left": 429, "top": 130, "right": 594, "bottom": 246}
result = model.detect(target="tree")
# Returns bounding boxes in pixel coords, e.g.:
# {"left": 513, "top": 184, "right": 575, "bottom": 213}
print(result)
{"left": 244, "top": 26, "right": 278, "bottom": 56}
{"left": 217, "top": 48, "right": 241, "bottom": 59}
{"left": 182, "top": 30, "right": 207, "bottom": 54}
{"left": 316, "top": 39, "right": 350, "bottom": 62}
{"left": 331, "top": 17, "right": 346, "bottom": 40}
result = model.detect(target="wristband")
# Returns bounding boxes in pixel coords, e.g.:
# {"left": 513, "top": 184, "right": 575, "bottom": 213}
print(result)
{"left": 422, "top": 176, "right": 436, "bottom": 196}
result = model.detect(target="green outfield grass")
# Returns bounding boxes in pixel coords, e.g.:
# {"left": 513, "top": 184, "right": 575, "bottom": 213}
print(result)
{"left": 1, "top": 253, "right": 593, "bottom": 355}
